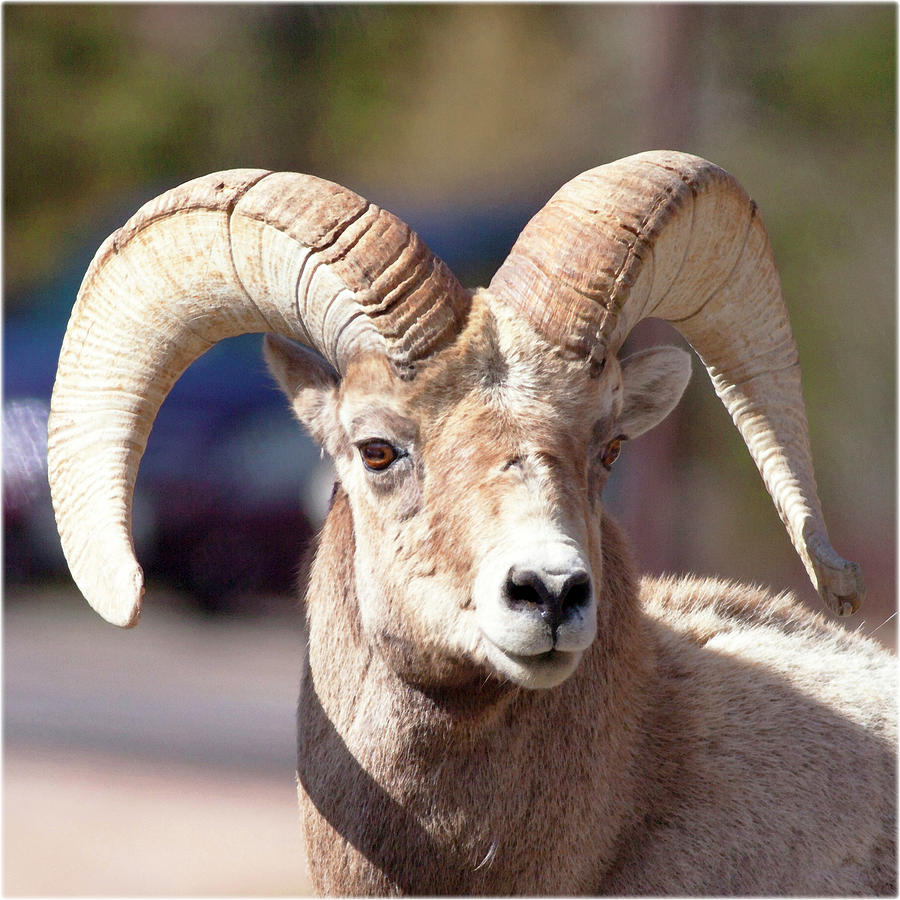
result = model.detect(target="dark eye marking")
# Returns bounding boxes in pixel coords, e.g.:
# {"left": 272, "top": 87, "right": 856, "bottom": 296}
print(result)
{"left": 358, "top": 439, "right": 401, "bottom": 472}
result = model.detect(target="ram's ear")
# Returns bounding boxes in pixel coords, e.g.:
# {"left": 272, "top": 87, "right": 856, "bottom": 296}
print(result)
{"left": 264, "top": 334, "right": 341, "bottom": 453}
{"left": 618, "top": 346, "right": 692, "bottom": 439}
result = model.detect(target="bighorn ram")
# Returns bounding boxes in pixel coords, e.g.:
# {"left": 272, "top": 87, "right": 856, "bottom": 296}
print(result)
{"left": 49, "top": 151, "right": 895, "bottom": 894}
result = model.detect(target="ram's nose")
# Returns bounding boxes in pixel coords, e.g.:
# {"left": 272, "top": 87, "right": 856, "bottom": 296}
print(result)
{"left": 503, "top": 566, "right": 593, "bottom": 642}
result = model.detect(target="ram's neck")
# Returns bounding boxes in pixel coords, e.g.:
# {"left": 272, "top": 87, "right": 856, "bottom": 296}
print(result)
{"left": 298, "top": 491, "right": 656, "bottom": 894}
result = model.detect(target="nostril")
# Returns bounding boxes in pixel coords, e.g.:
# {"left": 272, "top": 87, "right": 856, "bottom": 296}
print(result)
{"left": 505, "top": 568, "right": 553, "bottom": 609}
{"left": 559, "top": 570, "right": 592, "bottom": 612}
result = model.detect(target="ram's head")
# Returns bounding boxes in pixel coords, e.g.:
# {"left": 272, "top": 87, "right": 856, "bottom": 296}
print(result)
{"left": 263, "top": 301, "right": 689, "bottom": 689}
{"left": 48, "top": 152, "right": 864, "bottom": 691}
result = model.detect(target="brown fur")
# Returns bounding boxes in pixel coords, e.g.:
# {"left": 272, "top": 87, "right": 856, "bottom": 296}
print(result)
{"left": 267, "top": 294, "right": 896, "bottom": 895}
{"left": 299, "top": 498, "right": 650, "bottom": 895}
{"left": 298, "top": 501, "right": 896, "bottom": 895}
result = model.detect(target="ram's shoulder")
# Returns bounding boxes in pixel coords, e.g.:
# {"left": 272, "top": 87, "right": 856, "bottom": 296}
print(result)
{"left": 639, "top": 572, "right": 895, "bottom": 730}
{"left": 640, "top": 573, "right": 820, "bottom": 643}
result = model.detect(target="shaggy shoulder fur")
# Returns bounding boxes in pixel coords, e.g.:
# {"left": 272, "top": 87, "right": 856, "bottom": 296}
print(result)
{"left": 603, "top": 576, "right": 896, "bottom": 894}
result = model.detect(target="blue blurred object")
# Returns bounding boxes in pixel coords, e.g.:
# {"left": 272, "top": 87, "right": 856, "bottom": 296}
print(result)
{"left": 3, "top": 307, "right": 321, "bottom": 611}
{"left": 2, "top": 248, "right": 322, "bottom": 611}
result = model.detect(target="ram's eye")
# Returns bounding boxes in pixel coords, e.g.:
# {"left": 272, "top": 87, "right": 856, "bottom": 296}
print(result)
{"left": 600, "top": 436, "right": 625, "bottom": 470}
{"left": 358, "top": 439, "right": 399, "bottom": 472}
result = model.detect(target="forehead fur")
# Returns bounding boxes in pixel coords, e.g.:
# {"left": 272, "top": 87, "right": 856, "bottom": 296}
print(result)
{"left": 338, "top": 290, "right": 620, "bottom": 443}
{"left": 418, "top": 294, "right": 609, "bottom": 418}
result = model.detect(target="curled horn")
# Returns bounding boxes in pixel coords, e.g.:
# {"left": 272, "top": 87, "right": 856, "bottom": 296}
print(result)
{"left": 48, "top": 169, "right": 470, "bottom": 627}
{"left": 489, "top": 150, "right": 863, "bottom": 616}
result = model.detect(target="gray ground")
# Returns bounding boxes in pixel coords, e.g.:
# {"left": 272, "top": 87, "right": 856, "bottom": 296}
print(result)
{"left": 4, "top": 586, "right": 314, "bottom": 896}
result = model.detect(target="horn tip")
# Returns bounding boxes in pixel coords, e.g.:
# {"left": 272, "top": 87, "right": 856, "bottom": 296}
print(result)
{"left": 814, "top": 555, "right": 865, "bottom": 618}
{"left": 83, "top": 563, "right": 145, "bottom": 629}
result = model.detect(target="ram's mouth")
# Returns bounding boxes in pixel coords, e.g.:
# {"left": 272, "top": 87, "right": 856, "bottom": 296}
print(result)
{"left": 482, "top": 641, "right": 583, "bottom": 690}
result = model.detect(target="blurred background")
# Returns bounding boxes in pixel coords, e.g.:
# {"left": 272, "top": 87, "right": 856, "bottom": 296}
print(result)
{"left": 4, "top": 4, "right": 895, "bottom": 895}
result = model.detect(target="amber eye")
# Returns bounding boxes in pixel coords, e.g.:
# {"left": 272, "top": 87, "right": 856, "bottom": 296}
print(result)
{"left": 358, "top": 439, "right": 399, "bottom": 472}
{"left": 600, "top": 437, "right": 624, "bottom": 470}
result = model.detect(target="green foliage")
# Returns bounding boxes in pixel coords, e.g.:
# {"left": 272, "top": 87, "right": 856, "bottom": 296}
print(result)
{"left": 753, "top": 6, "right": 895, "bottom": 136}
{"left": 5, "top": 6, "right": 337, "bottom": 289}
